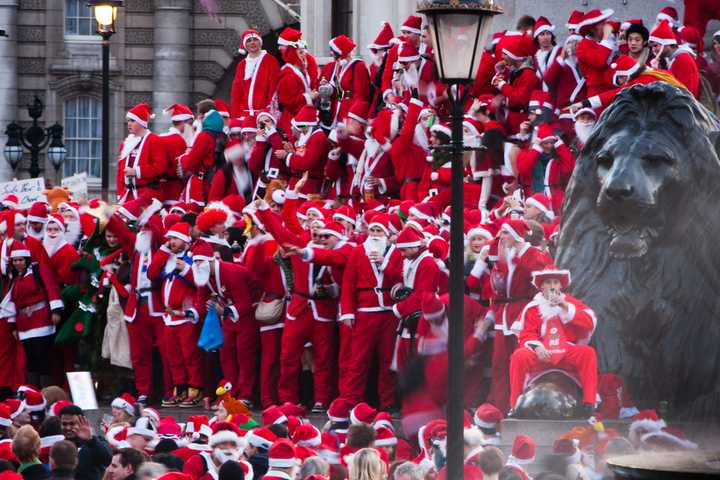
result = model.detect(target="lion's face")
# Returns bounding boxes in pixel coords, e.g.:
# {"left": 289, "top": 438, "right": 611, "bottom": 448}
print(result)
{"left": 592, "top": 127, "right": 683, "bottom": 259}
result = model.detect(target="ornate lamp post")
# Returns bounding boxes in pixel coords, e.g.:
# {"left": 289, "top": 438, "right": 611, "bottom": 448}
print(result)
{"left": 88, "top": 0, "right": 123, "bottom": 200}
{"left": 3, "top": 97, "right": 67, "bottom": 178}
{"left": 416, "top": 1, "right": 501, "bottom": 478}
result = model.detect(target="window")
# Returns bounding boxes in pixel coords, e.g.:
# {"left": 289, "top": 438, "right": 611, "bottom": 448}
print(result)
{"left": 65, "top": 0, "right": 96, "bottom": 37}
{"left": 64, "top": 96, "right": 102, "bottom": 178}
{"left": 331, "top": 0, "right": 353, "bottom": 38}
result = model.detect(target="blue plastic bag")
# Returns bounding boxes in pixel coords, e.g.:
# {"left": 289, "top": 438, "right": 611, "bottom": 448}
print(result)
{"left": 198, "top": 305, "right": 224, "bottom": 351}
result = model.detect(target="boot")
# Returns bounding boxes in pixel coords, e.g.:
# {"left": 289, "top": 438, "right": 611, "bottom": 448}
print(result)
{"left": 180, "top": 387, "right": 201, "bottom": 408}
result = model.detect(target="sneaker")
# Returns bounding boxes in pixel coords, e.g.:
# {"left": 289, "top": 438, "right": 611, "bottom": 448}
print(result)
{"left": 161, "top": 396, "right": 178, "bottom": 407}
{"left": 137, "top": 395, "right": 148, "bottom": 407}
{"left": 180, "top": 388, "right": 202, "bottom": 408}
{"left": 311, "top": 402, "right": 326, "bottom": 414}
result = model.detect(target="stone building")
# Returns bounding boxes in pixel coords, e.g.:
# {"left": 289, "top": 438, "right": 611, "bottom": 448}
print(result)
{"left": 0, "top": 0, "right": 297, "bottom": 192}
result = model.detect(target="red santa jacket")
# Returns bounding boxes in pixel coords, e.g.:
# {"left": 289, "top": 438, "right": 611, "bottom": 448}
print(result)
{"left": 207, "top": 165, "right": 253, "bottom": 202}
{"left": 584, "top": 70, "right": 682, "bottom": 111}
{"left": 498, "top": 66, "right": 539, "bottom": 134}
{"left": 248, "top": 129, "right": 290, "bottom": 182}
{"left": 285, "top": 128, "right": 330, "bottom": 195}
{"left": 512, "top": 292, "right": 596, "bottom": 350}
{"left": 241, "top": 234, "right": 285, "bottom": 333}
{"left": 46, "top": 242, "right": 80, "bottom": 286}
{"left": 391, "top": 98, "right": 427, "bottom": 200}
{"left": 173, "top": 444, "right": 212, "bottom": 463}
{"left": 324, "top": 146, "right": 354, "bottom": 200}
{"left": 668, "top": 49, "right": 700, "bottom": 98}
{"left": 348, "top": 136, "right": 398, "bottom": 200}
{"left": 380, "top": 43, "right": 401, "bottom": 98}
{"left": 147, "top": 245, "right": 198, "bottom": 326}
{"left": 230, "top": 51, "right": 281, "bottom": 116}
{"left": 339, "top": 240, "right": 403, "bottom": 322}
{"left": 320, "top": 58, "right": 372, "bottom": 126}
{"left": 516, "top": 139, "right": 576, "bottom": 213}
{"left": 3, "top": 262, "right": 63, "bottom": 340}
{"left": 159, "top": 129, "right": 190, "bottom": 205}
{"left": 392, "top": 250, "right": 440, "bottom": 321}
{"left": 472, "top": 51, "right": 499, "bottom": 96}
{"left": 277, "top": 62, "right": 313, "bottom": 134}
{"left": 182, "top": 451, "right": 217, "bottom": 480}
{"left": 543, "top": 55, "right": 587, "bottom": 108}
{"left": 178, "top": 130, "right": 217, "bottom": 208}
{"left": 302, "top": 240, "right": 355, "bottom": 298}
{"left": 120, "top": 132, "right": 166, "bottom": 202}
{"left": 576, "top": 37, "right": 615, "bottom": 96}
{"left": 535, "top": 45, "right": 562, "bottom": 91}
{"left": 417, "top": 159, "right": 451, "bottom": 204}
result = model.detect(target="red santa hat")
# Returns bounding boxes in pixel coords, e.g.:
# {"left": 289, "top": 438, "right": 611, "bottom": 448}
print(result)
{"left": 578, "top": 9, "right": 614, "bottom": 36}
{"left": 111, "top": 393, "right": 137, "bottom": 417}
{"left": 641, "top": 426, "right": 698, "bottom": 450}
{"left": 656, "top": 6, "right": 679, "bottom": 27}
{"left": 278, "top": 27, "right": 302, "bottom": 47}
{"left": 279, "top": 402, "right": 306, "bottom": 418}
{"left": 535, "top": 123, "right": 558, "bottom": 144}
{"left": 466, "top": 225, "right": 493, "bottom": 242}
{"left": 621, "top": 18, "right": 643, "bottom": 31}
{"left": 473, "top": 403, "right": 503, "bottom": 430}
{"left": 239, "top": 28, "right": 262, "bottom": 55}
{"left": 327, "top": 398, "right": 353, "bottom": 423}
{"left": 157, "top": 418, "right": 182, "bottom": 440}
{"left": 422, "top": 293, "right": 445, "bottom": 322}
{"left": 610, "top": 55, "right": 641, "bottom": 86}
{"left": 4, "top": 400, "right": 23, "bottom": 420}
{"left": 292, "top": 105, "right": 319, "bottom": 128}
{"left": 214, "top": 99, "right": 230, "bottom": 118}
{"left": 164, "top": 103, "right": 193, "bottom": 122}
{"left": 143, "top": 407, "right": 160, "bottom": 426}
{"left": 190, "top": 241, "right": 214, "bottom": 262}
{"left": 156, "top": 474, "right": 194, "bottom": 480}
{"left": 262, "top": 406, "right": 288, "bottom": 426}
{"left": 400, "top": 15, "right": 423, "bottom": 35}
{"left": 629, "top": 409, "right": 666, "bottom": 436}
{"left": 575, "top": 107, "right": 597, "bottom": 120}
{"left": 508, "top": 434, "right": 536, "bottom": 465}
{"left": 395, "top": 226, "right": 425, "bottom": 249}
{"left": 126, "top": 103, "right": 154, "bottom": 128}
{"left": 46, "top": 213, "right": 65, "bottom": 231}
{"left": 117, "top": 198, "right": 146, "bottom": 222}
{"left": 319, "top": 221, "right": 346, "bottom": 240}
{"left": 329, "top": 34, "right": 356, "bottom": 57}
{"left": 128, "top": 417, "right": 156, "bottom": 440}
{"left": 1, "top": 194, "right": 18, "bottom": 210}
{"left": 374, "top": 427, "right": 397, "bottom": 447}
{"left": 566, "top": 10, "right": 584, "bottom": 33}
{"left": 410, "top": 202, "right": 439, "bottom": 223}
{"left": 649, "top": 20, "right": 677, "bottom": 46}
{"left": 368, "top": 213, "right": 391, "bottom": 236}
{"left": 318, "top": 432, "right": 341, "bottom": 464}
{"left": 26, "top": 202, "right": 48, "bottom": 224}
{"left": 369, "top": 21, "right": 395, "bottom": 50}
{"left": 209, "top": 422, "right": 243, "bottom": 447}
{"left": 553, "top": 438, "right": 581, "bottom": 463}
{"left": 165, "top": 221, "right": 192, "bottom": 244}
{"left": 531, "top": 265, "right": 571, "bottom": 289}
{"left": 184, "top": 415, "right": 213, "bottom": 439}
{"left": 525, "top": 193, "right": 555, "bottom": 220}
{"left": 332, "top": 205, "right": 356, "bottom": 226}
{"left": 240, "top": 115, "right": 257, "bottom": 134}
{"left": 268, "top": 438, "right": 298, "bottom": 468}
{"left": 533, "top": 16, "right": 555, "bottom": 38}
{"left": 430, "top": 122, "right": 451, "bottom": 139}
{"left": 246, "top": 427, "right": 277, "bottom": 450}
{"left": 397, "top": 41, "right": 420, "bottom": 63}
{"left": 678, "top": 25, "right": 704, "bottom": 51}
{"left": 347, "top": 99, "right": 370, "bottom": 126}
{"left": 292, "top": 423, "right": 322, "bottom": 447}
{"left": 462, "top": 116, "right": 484, "bottom": 138}
{"left": 256, "top": 109, "right": 276, "bottom": 127}
{"left": 501, "top": 33, "right": 535, "bottom": 60}
{"left": 501, "top": 219, "right": 529, "bottom": 243}
{"left": 0, "top": 404, "right": 11, "bottom": 428}
{"left": 350, "top": 403, "right": 377, "bottom": 425}
{"left": 228, "top": 118, "right": 243, "bottom": 135}
{"left": 196, "top": 208, "right": 228, "bottom": 234}
{"left": 48, "top": 400, "right": 73, "bottom": 417}
{"left": 528, "top": 90, "right": 554, "bottom": 114}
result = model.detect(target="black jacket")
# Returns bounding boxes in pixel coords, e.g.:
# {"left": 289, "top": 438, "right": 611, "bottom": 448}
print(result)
{"left": 71, "top": 436, "right": 112, "bottom": 480}
{"left": 49, "top": 468, "right": 76, "bottom": 480}
{"left": 20, "top": 464, "right": 50, "bottom": 480}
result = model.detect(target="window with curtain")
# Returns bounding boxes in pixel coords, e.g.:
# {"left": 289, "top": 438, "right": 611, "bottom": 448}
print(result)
{"left": 331, "top": 0, "right": 353, "bottom": 38}
{"left": 64, "top": 96, "right": 102, "bottom": 178}
{"left": 65, "top": 0, "right": 96, "bottom": 36}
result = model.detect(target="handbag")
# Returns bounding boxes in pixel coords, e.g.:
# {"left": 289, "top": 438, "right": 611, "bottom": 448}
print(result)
{"left": 255, "top": 298, "right": 284, "bottom": 324}
{"left": 197, "top": 305, "right": 224, "bottom": 351}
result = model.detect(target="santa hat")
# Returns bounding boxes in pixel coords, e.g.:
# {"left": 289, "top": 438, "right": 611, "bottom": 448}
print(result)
{"left": 209, "top": 422, "right": 243, "bottom": 448}
{"left": 239, "top": 28, "right": 262, "bottom": 55}
{"left": 566, "top": 10, "right": 584, "bottom": 33}
{"left": 574, "top": 107, "right": 597, "bottom": 120}
{"left": 156, "top": 474, "right": 194, "bottom": 480}
{"left": 46, "top": 213, "right": 65, "bottom": 231}
{"left": 629, "top": 410, "right": 666, "bottom": 437}
{"left": 463, "top": 116, "right": 484, "bottom": 138}
{"left": 349, "top": 403, "right": 377, "bottom": 425}
{"left": 268, "top": 438, "right": 298, "bottom": 468}
{"left": 19, "top": 387, "right": 44, "bottom": 412}
{"left": 347, "top": 99, "right": 370, "bottom": 125}
{"left": 395, "top": 226, "right": 425, "bottom": 249}
{"left": 196, "top": 208, "right": 227, "bottom": 234}
{"left": 473, "top": 403, "right": 503, "bottom": 430}
{"left": 535, "top": 124, "right": 558, "bottom": 144}
{"left": 319, "top": 221, "right": 346, "bottom": 240}
{"left": 262, "top": 406, "right": 288, "bottom": 426}
{"left": 143, "top": 407, "right": 160, "bottom": 426}
{"left": 649, "top": 20, "right": 677, "bottom": 46}
{"left": 1, "top": 195, "right": 18, "bottom": 210}
{"left": 610, "top": 55, "right": 641, "bottom": 86}
{"left": 410, "top": 202, "right": 439, "bottom": 223}
{"left": 164, "top": 103, "right": 193, "bottom": 122}
{"left": 292, "top": 423, "right": 322, "bottom": 447}
{"left": 368, "top": 213, "right": 391, "bottom": 236}
{"left": 430, "top": 122, "right": 451, "bottom": 139}
{"left": 184, "top": 415, "right": 213, "bottom": 439}
{"left": 508, "top": 434, "right": 536, "bottom": 465}
{"left": 400, "top": 15, "right": 423, "bottom": 35}
{"left": 117, "top": 199, "right": 145, "bottom": 222}
{"left": 106, "top": 425, "right": 128, "bottom": 449}
{"left": 214, "top": 99, "right": 230, "bottom": 118}
{"left": 421, "top": 293, "right": 445, "bottom": 322}
{"left": 641, "top": 427, "right": 698, "bottom": 450}
{"left": 126, "top": 103, "right": 154, "bottom": 128}
{"left": 157, "top": 418, "right": 182, "bottom": 440}
{"left": 332, "top": 205, "right": 356, "bottom": 226}
{"left": 240, "top": 115, "right": 257, "bottom": 134}
{"left": 246, "top": 427, "right": 277, "bottom": 450}
{"left": 579, "top": 9, "right": 614, "bottom": 36}
{"left": 164, "top": 221, "right": 191, "bottom": 244}
{"left": 656, "top": 6, "right": 678, "bottom": 27}
{"left": 528, "top": 90, "right": 554, "bottom": 114}
{"left": 278, "top": 27, "right": 302, "bottom": 48}
{"left": 26, "top": 202, "right": 48, "bottom": 224}
{"left": 4, "top": 400, "right": 23, "bottom": 420}
{"left": 621, "top": 18, "right": 643, "bottom": 31}
{"left": 553, "top": 438, "right": 581, "bottom": 464}
{"left": 190, "top": 241, "right": 214, "bottom": 262}
{"left": 501, "top": 219, "right": 529, "bottom": 243}
{"left": 501, "top": 34, "right": 534, "bottom": 60}
{"left": 292, "top": 105, "right": 319, "bottom": 128}
{"left": 397, "top": 41, "right": 420, "bottom": 63}
{"left": 678, "top": 25, "right": 704, "bottom": 51}
{"left": 329, "top": 34, "right": 356, "bottom": 57}
{"left": 0, "top": 404, "right": 11, "bottom": 428}
{"left": 256, "top": 110, "right": 276, "bottom": 127}
{"left": 111, "top": 393, "right": 137, "bottom": 417}
{"left": 531, "top": 265, "right": 571, "bottom": 290}
{"left": 525, "top": 193, "right": 555, "bottom": 220}
{"left": 533, "top": 16, "right": 555, "bottom": 38}
{"left": 318, "top": 432, "right": 340, "bottom": 464}
{"left": 327, "top": 398, "right": 353, "bottom": 423}
{"left": 128, "top": 417, "right": 156, "bottom": 440}
{"left": 369, "top": 21, "right": 394, "bottom": 50}
{"left": 279, "top": 402, "right": 306, "bottom": 419}
{"left": 48, "top": 400, "right": 73, "bottom": 417}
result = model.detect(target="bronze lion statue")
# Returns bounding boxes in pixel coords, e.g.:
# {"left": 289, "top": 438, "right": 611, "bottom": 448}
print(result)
{"left": 556, "top": 82, "right": 720, "bottom": 419}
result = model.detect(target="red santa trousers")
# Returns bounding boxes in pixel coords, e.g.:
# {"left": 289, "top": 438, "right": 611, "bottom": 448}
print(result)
{"left": 509, "top": 344, "right": 598, "bottom": 408}
{"left": 164, "top": 323, "right": 203, "bottom": 389}
{"left": 343, "top": 311, "right": 398, "bottom": 409}
{"left": 337, "top": 322, "right": 353, "bottom": 396}
{"left": 278, "top": 309, "right": 337, "bottom": 406}
{"left": 259, "top": 328, "right": 282, "bottom": 408}
{"left": 487, "top": 333, "right": 517, "bottom": 413}
{"left": 219, "top": 319, "right": 260, "bottom": 400}
{"left": 126, "top": 303, "right": 169, "bottom": 396}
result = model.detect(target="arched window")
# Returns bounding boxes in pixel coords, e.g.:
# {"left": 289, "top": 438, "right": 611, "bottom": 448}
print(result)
{"left": 64, "top": 96, "right": 102, "bottom": 178}
{"left": 65, "top": 0, "right": 96, "bottom": 37}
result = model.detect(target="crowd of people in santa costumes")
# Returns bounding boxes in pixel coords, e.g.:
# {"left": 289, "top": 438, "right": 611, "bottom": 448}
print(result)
{"left": 0, "top": 4, "right": 711, "bottom": 480}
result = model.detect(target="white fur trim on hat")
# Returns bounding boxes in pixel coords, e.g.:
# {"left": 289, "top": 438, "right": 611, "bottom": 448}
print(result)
{"left": 111, "top": 397, "right": 135, "bottom": 416}
{"left": 374, "top": 436, "right": 397, "bottom": 447}
{"left": 466, "top": 227, "right": 493, "bottom": 241}
{"left": 648, "top": 34, "right": 677, "bottom": 46}
{"left": 126, "top": 112, "right": 149, "bottom": 129}
{"left": 640, "top": 430, "right": 697, "bottom": 450}
{"left": 166, "top": 230, "right": 191, "bottom": 243}
{"left": 533, "top": 24, "right": 555, "bottom": 38}
{"left": 525, "top": 197, "right": 555, "bottom": 220}
{"left": 269, "top": 457, "right": 298, "bottom": 468}
{"left": 430, "top": 123, "right": 451, "bottom": 138}
{"left": 10, "top": 249, "right": 31, "bottom": 259}
{"left": 578, "top": 9, "right": 614, "bottom": 30}
{"left": 656, "top": 12, "right": 676, "bottom": 25}
{"left": 210, "top": 429, "right": 240, "bottom": 447}
{"left": 501, "top": 222, "right": 524, "bottom": 243}
{"left": 127, "top": 426, "right": 156, "bottom": 440}
{"left": 347, "top": 112, "right": 368, "bottom": 125}
{"left": 368, "top": 222, "right": 389, "bottom": 235}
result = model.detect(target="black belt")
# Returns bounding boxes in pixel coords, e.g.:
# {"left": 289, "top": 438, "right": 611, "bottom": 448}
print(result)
{"left": 402, "top": 177, "right": 420, "bottom": 185}
{"left": 508, "top": 107, "right": 527, "bottom": 113}
{"left": 478, "top": 295, "right": 534, "bottom": 307}
{"left": 358, "top": 287, "right": 391, "bottom": 292}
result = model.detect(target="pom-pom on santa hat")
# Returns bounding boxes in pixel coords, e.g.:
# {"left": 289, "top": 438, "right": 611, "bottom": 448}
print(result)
{"left": 533, "top": 16, "right": 555, "bottom": 38}
{"left": 329, "top": 35, "right": 356, "bottom": 57}
{"left": 111, "top": 393, "right": 137, "bottom": 417}
{"left": 126, "top": 103, "right": 154, "bottom": 129}
{"left": 239, "top": 28, "right": 262, "bottom": 55}
{"left": 268, "top": 438, "right": 298, "bottom": 469}
{"left": 649, "top": 20, "right": 677, "bottom": 46}
{"left": 368, "top": 21, "right": 395, "bottom": 50}
{"left": 164, "top": 103, "right": 193, "bottom": 122}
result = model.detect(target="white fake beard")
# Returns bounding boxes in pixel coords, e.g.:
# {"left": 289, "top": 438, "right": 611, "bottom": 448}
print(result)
{"left": 574, "top": 121, "right": 595, "bottom": 146}
{"left": 120, "top": 134, "right": 142, "bottom": 160}
{"left": 192, "top": 260, "right": 211, "bottom": 287}
{"left": 42, "top": 233, "right": 65, "bottom": 257}
{"left": 64, "top": 220, "right": 82, "bottom": 246}
{"left": 372, "top": 52, "right": 384, "bottom": 67}
{"left": 134, "top": 230, "right": 152, "bottom": 254}
{"left": 181, "top": 126, "right": 195, "bottom": 147}
{"left": 212, "top": 448, "right": 240, "bottom": 464}
{"left": 464, "top": 133, "right": 480, "bottom": 149}
{"left": 402, "top": 64, "right": 419, "bottom": 89}
{"left": 26, "top": 225, "right": 44, "bottom": 241}
{"left": 363, "top": 236, "right": 387, "bottom": 256}
{"left": 414, "top": 124, "right": 429, "bottom": 151}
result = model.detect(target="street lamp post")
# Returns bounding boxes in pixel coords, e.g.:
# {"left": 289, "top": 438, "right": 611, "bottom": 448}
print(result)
{"left": 3, "top": 97, "right": 67, "bottom": 179}
{"left": 416, "top": 1, "right": 501, "bottom": 478}
{"left": 88, "top": 0, "right": 122, "bottom": 201}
